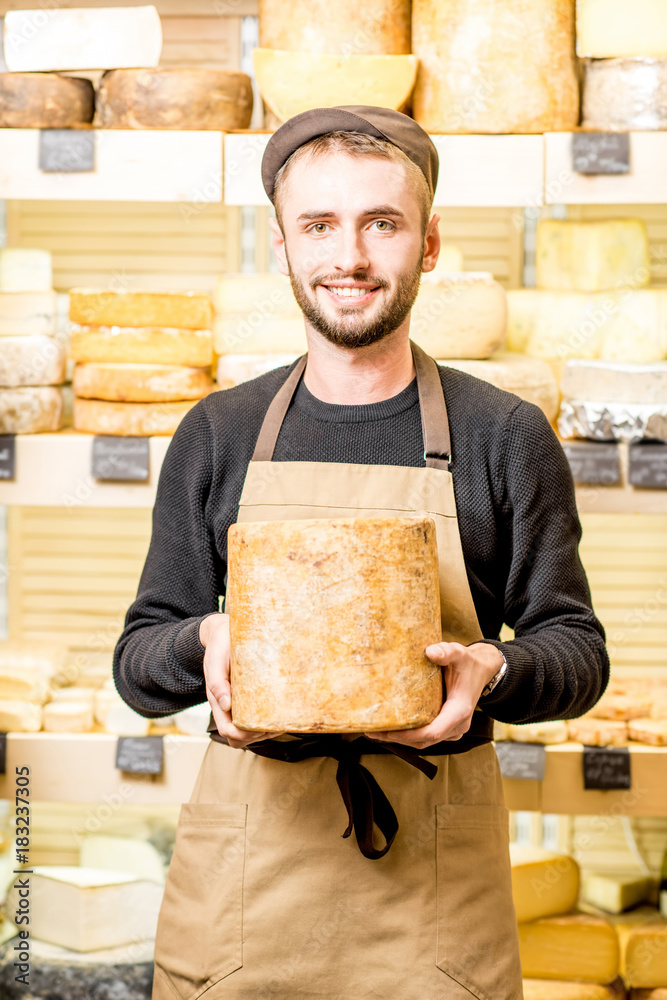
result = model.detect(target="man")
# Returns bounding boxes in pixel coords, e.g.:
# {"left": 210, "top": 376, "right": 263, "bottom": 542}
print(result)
{"left": 114, "top": 107, "right": 608, "bottom": 1000}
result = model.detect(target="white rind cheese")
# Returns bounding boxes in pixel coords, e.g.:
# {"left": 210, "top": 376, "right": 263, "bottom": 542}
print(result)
{"left": 0, "top": 335, "right": 66, "bottom": 387}
{"left": 42, "top": 701, "right": 94, "bottom": 733}
{"left": 73, "top": 363, "right": 212, "bottom": 403}
{"left": 73, "top": 398, "right": 198, "bottom": 437}
{"left": 411, "top": 273, "right": 507, "bottom": 360}
{"left": 510, "top": 845, "right": 580, "bottom": 923}
{"left": 561, "top": 360, "right": 667, "bottom": 404}
{"left": 583, "top": 58, "right": 667, "bottom": 131}
{"left": 0, "top": 291, "right": 57, "bottom": 337}
{"left": 536, "top": 220, "right": 650, "bottom": 293}
{"left": 437, "top": 354, "right": 559, "bottom": 422}
{"left": 0, "top": 699, "right": 42, "bottom": 732}
{"left": 577, "top": 0, "right": 667, "bottom": 57}
{"left": 216, "top": 354, "right": 300, "bottom": 389}
{"left": 0, "top": 249, "right": 52, "bottom": 293}
{"left": 0, "top": 386, "right": 63, "bottom": 433}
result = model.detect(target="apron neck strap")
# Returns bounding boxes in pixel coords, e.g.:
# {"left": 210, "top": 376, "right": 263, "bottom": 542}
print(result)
{"left": 251, "top": 341, "right": 451, "bottom": 470}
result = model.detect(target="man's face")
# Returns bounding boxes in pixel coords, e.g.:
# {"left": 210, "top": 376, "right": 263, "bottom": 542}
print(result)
{"left": 272, "top": 152, "right": 431, "bottom": 349}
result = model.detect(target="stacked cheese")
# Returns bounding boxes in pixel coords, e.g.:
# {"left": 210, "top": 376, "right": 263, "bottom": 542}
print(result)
{"left": 0, "top": 249, "right": 66, "bottom": 433}
{"left": 0, "top": 642, "right": 67, "bottom": 733}
{"left": 69, "top": 290, "right": 214, "bottom": 436}
{"left": 613, "top": 910, "right": 667, "bottom": 993}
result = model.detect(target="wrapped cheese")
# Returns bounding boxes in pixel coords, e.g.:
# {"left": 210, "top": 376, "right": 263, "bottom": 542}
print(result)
{"left": 518, "top": 913, "right": 619, "bottom": 983}
{"left": 227, "top": 516, "right": 442, "bottom": 733}
{"left": 411, "top": 273, "right": 507, "bottom": 360}
{"left": 258, "top": 0, "right": 411, "bottom": 55}
{"left": 72, "top": 363, "right": 212, "bottom": 403}
{"left": 69, "top": 325, "right": 212, "bottom": 367}
{"left": 536, "top": 220, "right": 650, "bottom": 293}
{"left": 0, "top": 249, "right": 52, "bottom": 293}
{"left": 412, "top": 0, "right": 579, "bottom": 133}
{"left": 561, "top": 361, "right": 667, "bottom": 405}
{"left": 577, "top": 0, "right": 667, "bottom": 57}
{"left": 558, "top": 400, "right": 667, "bottom": 442}
{"left": 0, "top": 73, "right": 94, "bottom": 128}
{"left": 0, "top": 335, "right": 66, "bottom": 387}
{"left": 0, "top": 291, "right": 57, "bottom": 337}
{"left": 69, "top": 290, "right": 213, "bottom": 331}
{"left": 510, "top": 845, "right": 580, "bottom": 923}
{"left": 0, "top": 387, "right": 63, "bottom": 433}
{"left": 73, "top": 398, "right": 198, "bottom": 437}
{"left": 583, "top": 59, "right": 667, "bottom": 132}
{"left": 437, "top": 354, "right": 559, "bottom": 422}
{"left": 216, "top": 354, "right": 300, "bottom": 389}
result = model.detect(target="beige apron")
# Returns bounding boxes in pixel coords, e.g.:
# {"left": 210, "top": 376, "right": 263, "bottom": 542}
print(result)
{"left": 153, "top": 343, "right": 523, "bottom": 1000}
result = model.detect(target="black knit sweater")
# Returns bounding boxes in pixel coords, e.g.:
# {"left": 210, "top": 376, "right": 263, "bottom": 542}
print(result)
{"left": 113, "top": 361, "right": 609, "bottom": 723}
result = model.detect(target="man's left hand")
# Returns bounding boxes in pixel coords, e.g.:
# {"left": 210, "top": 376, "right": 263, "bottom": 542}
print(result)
{"left": 365, "top": 641, "right": 503, "bottom": 750}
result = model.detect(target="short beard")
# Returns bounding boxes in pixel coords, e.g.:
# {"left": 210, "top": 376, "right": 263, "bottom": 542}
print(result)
{"left": 287, "top": 253, "right": 423, "bottom": 349}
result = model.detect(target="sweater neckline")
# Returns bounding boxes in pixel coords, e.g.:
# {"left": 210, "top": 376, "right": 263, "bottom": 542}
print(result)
{"left": 291, "top": 375, "right": 419, "bottom": 424}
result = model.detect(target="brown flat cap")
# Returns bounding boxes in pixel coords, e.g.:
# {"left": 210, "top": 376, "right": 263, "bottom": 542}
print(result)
{"left": 261, "top": 105, "right": 439, "bottom": 204}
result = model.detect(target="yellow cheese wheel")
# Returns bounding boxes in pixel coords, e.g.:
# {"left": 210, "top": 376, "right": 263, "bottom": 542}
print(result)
{"left": 0, "top": 335, "right": 66, "bottom": 387}
{"left": 518, "top": 913, "right": 619, "bottom": 983}
{"left": 259, "top": 0, "right": 411, "bottom": 55}
{"left": 69, "top": 326, "right": 213, "bottom": 367}
{"left": 412, "top": 0, "right": 579, "bottom": 133}
{"left": 227, "top": 516, "right": 442, "bottom": 733}
{"left": 536, "top": 220, "right": 650, "bottom": 293}
{"left": 510, "top": 845, "right": 580, "bottom": 923}
{"left": 411, "top": 273, "right": 507, "bottom": 360}
{"left": 524, "top": 979, "right": 626, "bottom": 1000}
{"left": 0, "top": 387, "right": 63, "bottom": 433}
{"left": 72, "top": 363, "right": 212, "bottom": 403}
{"left": 69, "top": 290, "right": 213, "bottom": 331}
{"left": 0, "top": 72, "right": 94, "bottom": 128}
{"left": 437, "top": 354, "right": 559, "bottom": 421}
{"left": 73, "top": 398, "right": 198, "bottom": 437}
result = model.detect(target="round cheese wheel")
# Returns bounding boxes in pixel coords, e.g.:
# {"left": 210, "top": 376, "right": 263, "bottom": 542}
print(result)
{"left": 258, "top": 0, "right": 411, "bottom": 55}
{"left": 0, "top": 335, "right": 66, "bottom": 388}
{"left": 216, "top": 354, "right": 300, "bottom": 389}
{"left": 582, "top": 58, "right": 667, "bottom": 131}
{"left": 73, "top": 362, "right": 212, "bottom": 403}
{"left": 227, "top": 516, "right": 442, "bottom": 733}
{"left": 42, "top": 701, "right": 94, "bottom": 733}
{"left": 69, "top": 290, "right": 213, "bottom": 331}
{"left": 0, "top": 386, "right": 63, "bottom": 433}
{"left": 69, "top": 326, "right": 213, "bottom": 368}
{"left": 437, "top": 354, "right": 559, "bottom": 421}
{"left": 411, "top": 273, "right": 507, "bottom": 359}
{"left": 95, "top": 68, "right": 253, "bottom": 131}
{"left": 412, "top": 0, "right": 579, "bottom": 133}
{"left": 73, "top": 398, "right": 198, "bottom": 436}
{"left": 0, "top": 72, "right": 94, "bottom": 128}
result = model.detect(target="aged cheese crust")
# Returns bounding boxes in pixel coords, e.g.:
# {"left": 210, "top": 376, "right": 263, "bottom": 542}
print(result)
{"left": 227, "top": 516, "right": 442, "bottom": 733}
{"left": 73, "top": 362, "right": 212, "bottom": 403}
{"left": 0, "top": 72, "right": 94, "bottom": 128}
{"left": 0, "top": 387, "right": 63, "bottom": 433}
{"left": 583, "top": 58, "right": 667, "bottom": 131}
{"left": 69, "top": 290, "right": 213, "bottom": 331}
{"left": 0, "top": 335, "right": 66, "bottom": 387}
{"left": 518, "top": 914, "right": 619, "bottom": 983}
{"left": 69, "top": 325, "right": 212, "bottom": 367}
{"left": 95, "top": 69, "right": 253, "bottom": 130}
{"left": 412, "top": 0, "right": 579, "bottom": 133}
{"left": 567, "top": 717, "right": 628, "bottom": 746}
{"left": 627, "top": 718, "right": 667, "bottom": 746}
{"left": 411, "top": 273, "right": 507, "bottom": 360}
{"left": 438, "top": 354, "right": 559, "bottom": 422}
{"left": 73, "top": 398, "right": 198, "bottom": 437}
{"left": 259, "top": 0, "right": 411, "bottom": 55}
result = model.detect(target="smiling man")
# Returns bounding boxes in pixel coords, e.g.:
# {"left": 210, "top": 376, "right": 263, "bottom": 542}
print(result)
{"left": 114, "top": 107, "right": 609, "bottom": 1000}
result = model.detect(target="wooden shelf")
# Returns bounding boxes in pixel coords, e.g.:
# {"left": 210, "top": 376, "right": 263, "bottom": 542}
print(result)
{"left": 545, "top": 132, "right": 667, "bottom": 205}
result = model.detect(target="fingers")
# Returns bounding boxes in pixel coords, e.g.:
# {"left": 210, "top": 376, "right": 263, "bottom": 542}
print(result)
{"left": 425, "top": 641, "right": 465, "bottom": 665}
{"left": 364, "top": 695, "right": 474, "bottom": 750}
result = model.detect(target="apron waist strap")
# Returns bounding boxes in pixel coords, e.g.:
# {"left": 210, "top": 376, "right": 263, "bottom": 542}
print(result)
{"left": 208, "top": 712, "right": 494, "bottom": 860}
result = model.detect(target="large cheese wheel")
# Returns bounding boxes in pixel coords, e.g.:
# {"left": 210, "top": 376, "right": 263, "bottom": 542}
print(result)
{"left": 411, "top": 273, "right": 507, "bottom": 359}
{"left": 69, "top": 325, "right": 212, "bottom": 367}
{"left": 561, "top": 361, "right": 667, "bottom": 405}
{"left": 510, "top": 845, "right": 580, "bottom": 923}
{"left": 518, "top": 914, "right": 619, "bottom": 983}
{"left": 259, "top": 0, "right": 411, "bottom": 55}
{"left": 95, "top": 69, "right": 253, "bottom": 131}
{"left": 216, "top": 354, "right": 300, "bottom": 389}
{"left": 437, "top": 354, "right": 559, "bottom": 421}
{"left": 73, "top": 397, "right": 198, "bottom": 437}
{"left": 536, "top": 220, "right": 650, "bottom": 293}
{"left": 0, "top": 73, "right": 94, "bottom": 128}
{"left": 582, "top": 58, "right": 667, "bottom": 131}
{"left": 69, "top": 290, "right": 213, "bottom": 331}
{"left": 577, "top": 0, "right": 667, "bottom": 57}
{"left": 213, "top": 273, "right": 299, "bottom": 317}
{"left": 0, "top": 335, "right": 66, "bottom": 387}
{"left": 412, "top": 0, "right": 579, "bottom": 133}
{"left": 73, "top": 363, "right": 212, "bottom": 403}
{"left": 0, "top": 387, "right": 63, "bottom": 433}
{"left": 227, "top": 516, "right": 442, "bottom": 733}
{"left": 0, "top": 291, "right": 57, "bottom": 337}
{"left": 0, "top": 249, "right": 52, "bottom": 293}
{"left": 524, "top": 980, "right": 625, "bottom": 1000}
{"left": 42, "top": 701, "right": 94, "bottom": 734}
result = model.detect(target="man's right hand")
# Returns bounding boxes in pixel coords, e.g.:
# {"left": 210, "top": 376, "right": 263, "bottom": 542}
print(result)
{"left": 200, "top": 613, "right": 284, "bottom": 749}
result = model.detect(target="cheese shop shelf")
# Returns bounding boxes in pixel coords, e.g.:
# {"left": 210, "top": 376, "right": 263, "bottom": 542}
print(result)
{"left": 544, "top": 132, "right": 667, "bottom": 204}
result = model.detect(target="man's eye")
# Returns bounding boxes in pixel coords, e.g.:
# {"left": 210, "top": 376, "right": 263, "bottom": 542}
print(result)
{"left": 313, "top": 223, "right": 328, "bottom": 234}
{"left": 374, "top": 220, "right": 393, "bottom": 231}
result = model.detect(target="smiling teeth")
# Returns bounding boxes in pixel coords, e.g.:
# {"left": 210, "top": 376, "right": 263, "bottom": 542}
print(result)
{"left": 328, "top": 286, "right": 369, "bottom": 297}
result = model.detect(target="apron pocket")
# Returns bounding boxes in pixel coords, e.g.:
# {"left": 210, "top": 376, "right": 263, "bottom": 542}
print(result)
{"left": 154, "top": 802, "right": 247, "bottom": 1000}
{"left": 435, "top": 802, "right": 522, "bottom": 1000}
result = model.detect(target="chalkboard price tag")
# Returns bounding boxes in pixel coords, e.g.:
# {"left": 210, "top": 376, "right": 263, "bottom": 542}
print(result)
{"left": 39, "top": 129, "right": 95, "bottom": 173}
{"left": 562, "top": 442, "right": 620, "bottom": 485}
{"left": 92, "top": 436, "right": 150, "bottom": 482}
{"left": 583, "top": 746, "right": 631, "bottom": 790}
{"left": 115, "top": 736, "right": 164, "bottom": 775}
{"left": 629, "top": 442, "right": 667, "bottom": 489}
{"left": 0, "top": 734, "right": 7, "bottom": 775}
{"left": 496, "top": 742, "right": 546, "bottom": 781}
{"left": 0, "top": 436, "right": 15, "bottom": 481}
{"left": 572, "top": 132, "right": 630, "bottom": 175}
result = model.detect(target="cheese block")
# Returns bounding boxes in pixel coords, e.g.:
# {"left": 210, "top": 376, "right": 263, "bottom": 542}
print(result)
{"left": 510, "top": 845, "right": 580, "bottom": 923}
{"left": 0, "top": 666, "right": 50, "bottom": 704}
{"left": 69, "top": 290, "right": 213, "bottom": 331}
{"left": 518, "top": 913, "right": 619, "bottom": 983}
{"left": 80, "top": 836, "right": 165, "bottom": 884}
{"left": 69, "top": 325, "right": 212, "bottom": 367}
{"left": 628, "top": 718, "right": 667, "bottom": 746}
{"left": 617, "top": 913, "right": 667, "bottom": 987}
{"left": 50, "top": 686, "right": 95, "bottom": 705}
{"left": 73, "top": 363, "right": 212, "bottom": 403}
{"left": 252, "top": 49, "right": 419, "bottom": 122}
{"left": 577, "top": 0, "right": 667, "bottom": 57}
{"left": 0, "top": 291, "right": 57, "bottom": 337}
{"left": 0, "top": 72, "right": 94, "bottom": 128}
{"left": 73, "top": 398, "right": 197, "bottom": 437}
{"left": 214, "top": 315, "right": 308, "bottom": 355}
{"left": 103, "top": 702, "right": 151, "bottom": 737}
{"left": 0, "top": 386, "right": 63, "bottom": 433}
{"left": 561, "top": 361, "right": 667, "bottom": 405}
{"left": 437, "top": 354, "right": 559, "bottom": 422}
{"left": 6, "top": 866, "right": 163, "bottom": 951}
{"left": 258, "top": 0, "right": 411, "bottom": 55}
{"left": 589, "top": 694, "right": 653, "bottom": 721}
{"left": 227, "top": 516, "right": 442, "bottom": 733}
{"left": 411, "top": 273, "right": 507, "bottom": 360}
{"left": 583, "top": 59, "right": 667, "bottom": 132}
{"left": 582, "top": 873, "right": 652, "bottom": 914}
{"left": 0, "top": 699, "right": 42, "bottom": 732}
{"left": 412, "top": 0, "right": 579, "bottom": 133}
{"left": 213, "top": 273, "right": 299, "bottom": 316}
{"left": 0, "top": 335, "right": 66, "bottom": 387}
{"left": 42, "top": 701, "right": 94, "bottom": 733}
{"left": 536, "top": 220, "right": 650, "bottom": 293}
{"left": 3, "top": 6, "right": 162, "bottom": 73}
{"left": 216, "top": 353, "right": 300, "bottom": 389}
{"left": 0, "top": 249, "right": 52, "bottom": 293}
{"left": 95, "top": 68, "right": 253, "bottom": 130}
{"left": 506, "top": 721, "right": 568, "bottom": 744}
{"left": 567, "top": 717, "right": 628, "bottom": 746}
{"left": 524, "top": 980, "right": 626, "bottom": 1000}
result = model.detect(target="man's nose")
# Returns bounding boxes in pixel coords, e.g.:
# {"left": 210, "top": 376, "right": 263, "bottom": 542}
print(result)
{"left": 329, "top": 224, "right": 370, "bottom": 275}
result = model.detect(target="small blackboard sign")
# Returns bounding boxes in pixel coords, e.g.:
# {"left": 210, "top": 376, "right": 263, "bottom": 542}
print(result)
{"left": 572, "top": 132, "right": 630, "bottom": 175}
{"left": 0, "top": 734, "right": 7, "bottom": 775}
{"left": 629, "top": 442, "right": 667, "bottom": 489}
{"left": 92, "top": 436, "right": 150, "bottom": 482}
{"left": 583, "top": 746, "right": 631, "bottom": 790}
{"left": 39, "top": 129, "right": 95, "bottom": 173}
{"left": 495, "top": 742, "right": 546, "bottom": 781}
{"left": 562, "top": 442, "right": 620, "bottom": 485}
{"left": 116, "top": 736, "right": 163, "bottom": 775}
{"left": 0, "top": 436, "right": 15, "bottom": 481}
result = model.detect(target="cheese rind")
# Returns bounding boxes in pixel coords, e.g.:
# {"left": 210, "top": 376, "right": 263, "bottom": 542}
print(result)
{"left": 411, "top": 273, "right": 507, "bottom": 360}
{"left": 73, "top": 363, "right": 212, "bottom": 403}
{"left": 42, "top": 701, "right": 94, "bottom": 733}
{"left": 69, "top": 325, "right": 212, "bottom": 367}
{"left": 0, "top": 249, "right": 52, "bottom": 293}
{"left": 214, "top": 315, "right": 308, "bottom": 355}
{"left": 69, "top": 290, "right": 213, "bottom": 331}
{"left": 0, "top": 291, "right": 57, "bottom": 337}
{"left": 510, "top": 845, "right": 580, "bottom": 923}
{"left": 437, "top": 354, "right": 559, "bottom": 422}
{"left": 0, "top": 699, "right": 42, "bottom": 732}
{"left": 523, "top": 979, "right": 626, "bottom": 1000}
{"left": 216, "top": 354, "right": 300, "bottom": 389}
{"left": 0, "top": 386, "right": 63, "bottom": 433}
{"left": 577, "top": 0, "right": 667, "bottom": 57}
{"left": 258, "top": 0, "right": 411, "bottom": 55}
{"left": 582, "top": 873, "right": 652, "bottom": 914}
{"left": 567, "top": 717, "right": 628, "bottom": 746}
{"left": 536, "top": 220, "right": 650, "bottom": 293}
{"left": 561, "top": 361, "right": 667, "bottom": 405}
{"left": 0, "top": 72, "right": 94, "bottom": 128}
{"left": 0, "top": 666, "right": 50, "bottom": 704}
{"left": 589, "top": 694, "right": 653, "bottom": 721}
{"left": 619, "top": 914, "right": 667, "bottom": 987}
{"left": 628, "top": 718, "right": 667, "bottom": 746}
{"left": 518, "top": 913, "right": 619, "bottom": 983}
{"left": 583, "top": 59, "right": 667, "bottom": 132}
{"left": 73, "top": 398, "right": 197, "bottom": 437}
{"left": 0, "top": 335, "right": 66, "bottom": 387}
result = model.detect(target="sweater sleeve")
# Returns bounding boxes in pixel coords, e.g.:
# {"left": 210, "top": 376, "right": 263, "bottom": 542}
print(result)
{"left": 113, "top": 401, "right": 220, "bottom": 717}
{"left": 478, "top": 400, "right": 610, "bottom": 723}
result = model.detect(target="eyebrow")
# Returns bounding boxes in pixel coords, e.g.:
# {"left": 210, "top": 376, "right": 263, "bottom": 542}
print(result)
{"left": 296, "top": 205, "right": 406, "bottom": 222}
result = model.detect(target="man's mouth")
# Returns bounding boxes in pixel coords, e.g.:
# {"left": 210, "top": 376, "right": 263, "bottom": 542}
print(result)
{"left": 318, "top": 282, "right": 381, "bottom": 305}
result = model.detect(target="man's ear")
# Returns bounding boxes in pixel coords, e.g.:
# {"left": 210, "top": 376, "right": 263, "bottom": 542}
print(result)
{"left": 269, "top": 217, "right": 290, "bottom": 276}
{"left": 422, "top": 213, "right": 441, "bottom": 274}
